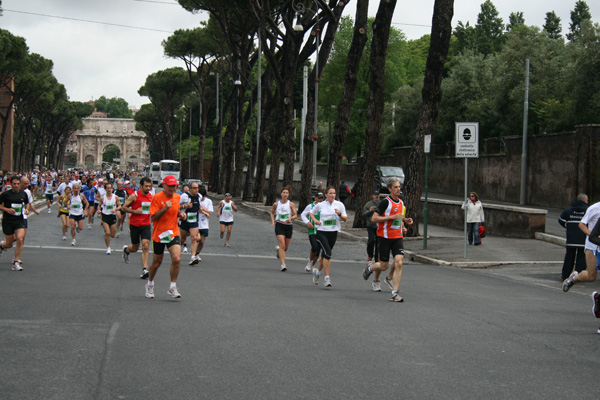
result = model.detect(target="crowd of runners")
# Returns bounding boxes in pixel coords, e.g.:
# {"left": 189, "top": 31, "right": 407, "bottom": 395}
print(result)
{"left": 3, "top": 168, "right": 600, "bottom": 323}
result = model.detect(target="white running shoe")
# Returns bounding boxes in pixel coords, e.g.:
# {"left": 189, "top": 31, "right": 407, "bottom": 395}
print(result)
{"left": 116, "top": 231, "right": 120, "bottom": 238}
{"left": 71, "top": 239, "right": 76, "bottom": 246}
{"left": 11, "top": 261, "right": 23, "bottom": 271}
{"left": 276, "top": 245, "right": 280, "bottom": 259}
{"left": 87, "top": 224, "right": 92, "bottom": 230}
{"left": 63, "top": 235, "right": 67, "bottom": 241}
{"left": 168, "top": 286, "right": 181, "bottom": 298}
{"left": 122, "top": 245, "right": 130, "bottom": 263}
{"left": 312, "top": 268, "right": 319, "bottom": 285}
{"left": 145, "top": 283, "right": 154, "bottom": 298}
{"left": 47, "top": 208, "right": 52, "bottom": 214}
{"left": 281, "top": 264, "right": 287, "bottom": 272}
{"left": 225, "top": 242, "right": 230, "bottom": 247}
{"left": 324, "top": 276, "right": 332, "bottom": 287}
{"left": 188, "top": 256, "right": 196, "bottom": 266}
{"left": 106, "top": 247, "right": 111, "bottom": 255}
{"left": 372, "top": 281, "right": 382, "bottom": 292}
{"left": 305, "top": 261, "right": 313, "bottom": 272}
{"left": 182, "top": 246, "right": 188, "bottom": 254}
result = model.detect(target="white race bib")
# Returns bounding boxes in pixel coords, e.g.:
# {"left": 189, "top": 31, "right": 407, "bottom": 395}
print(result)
{"left": 11, "top": 203, "right": 23, "bottom": 216}
{"left": 158, "top": 230, "right": 174, "bottom": 243}
{"left": 141, "top": 202, "right": 151, "bottom": 215}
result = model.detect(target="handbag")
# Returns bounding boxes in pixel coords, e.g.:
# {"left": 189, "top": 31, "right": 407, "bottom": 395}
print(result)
{"left": 479, "top": 225, "right": 486, "bottom": 238}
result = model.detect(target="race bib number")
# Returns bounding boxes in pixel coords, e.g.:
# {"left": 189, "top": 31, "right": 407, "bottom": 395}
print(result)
{"left": 11, "top": 203, "right": 22, "bottom": 216}
{"left": 278, "top": 213, "right": 289, "bottom": 221}
{"left": 158, "top": 230, "right": 174, "bottom": 243}
{"left": 105, "top": 204, "right": 115, "bottom": 211}
{"left": 224, "top": 206, "right": 232, "bottom": 211}
{"left": 119, "top": 197, "right": 125, "bottom": 203}
{"left": 71, "top": 204, "right": 82, "bottom": 209}
{"left": 323, "top": 219, "right": 337, "bottom": 226}
{"left": 187, "top": 213, "right": 198, "bottom": 223}
{"left": 391, "top": 219, "right": 402, "bottom": 228}
{"left": 141, "top": 202, "right": 150, "bottom": 215}
{"left": 46, "top": 188, "right": 53, "bottom": 194}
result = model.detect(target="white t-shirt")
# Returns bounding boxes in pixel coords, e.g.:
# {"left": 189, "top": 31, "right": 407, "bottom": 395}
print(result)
{"left": 101, "top": 194, "right": 117, "bottom": 215}
{"left": 219, "top": 200, "right": 235, "bottom": 223}
{"left": 311, "top": 200, "right": 347, "bottom": 232}
{"left": 23, "top": 189, "right": 34, "bottom": 220}
{"left": 582, "top": 202, "right": 600, "bottom": 251}
{"left": 69, "top": 193, "right": 84, "bottom": 216}
{"left": 198, "top": 197, "right": 214, "bottom": 230}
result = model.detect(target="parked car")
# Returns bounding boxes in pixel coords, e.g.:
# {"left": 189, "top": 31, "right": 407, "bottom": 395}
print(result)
{"left": 375, "top": 166, "right": 405, "bottom": 194}
{"left": 181, "top": 178, "right": 203, "bottom": 189}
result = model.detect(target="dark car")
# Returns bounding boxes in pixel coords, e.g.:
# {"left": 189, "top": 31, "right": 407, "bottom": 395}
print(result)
{"left": 181, "top": 179, "right": 203, "bottom": 189}
{"left": 375, "top": 166, "right": 405, "bottom": 194}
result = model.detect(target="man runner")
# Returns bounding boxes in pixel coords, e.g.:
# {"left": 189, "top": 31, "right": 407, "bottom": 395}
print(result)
{"left": 121, "top": 177, "right": 154, "bottom": 278}
{"left": 0, "top": 176, "right": 30, "bottom": 270}
{"left": 145, "top": 175, "right": 185, "bottom": 299}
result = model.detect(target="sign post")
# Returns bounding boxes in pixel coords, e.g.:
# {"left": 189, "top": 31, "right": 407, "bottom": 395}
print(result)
{"left": 423, "top": 135, "right": 431, "bottom": 249}
{"left": 455, "top": 122, "right": 479, "bottom": 259}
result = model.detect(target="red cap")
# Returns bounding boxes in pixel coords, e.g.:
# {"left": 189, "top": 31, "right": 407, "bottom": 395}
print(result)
{"left": 162, "top": 175, "right": 178, "bottom": 186}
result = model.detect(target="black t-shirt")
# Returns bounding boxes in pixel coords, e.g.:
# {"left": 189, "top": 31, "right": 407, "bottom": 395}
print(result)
{"left": 0, "top": 190, "right": 29, "bottom": 222}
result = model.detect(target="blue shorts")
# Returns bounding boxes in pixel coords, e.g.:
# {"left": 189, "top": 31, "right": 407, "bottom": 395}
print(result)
{"left": 199, "top": 229, "right": 209, "bottom": 237}
{"left": 180, "top": 220, "right": 199, "bottom": 231}
{"left": 46, "top": 194, "right": 54, "bottom": 202}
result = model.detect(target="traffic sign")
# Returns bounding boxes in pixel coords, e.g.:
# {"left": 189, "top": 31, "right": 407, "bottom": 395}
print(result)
{"left": 455, "top": 122, "right": 479, "bottom": 158}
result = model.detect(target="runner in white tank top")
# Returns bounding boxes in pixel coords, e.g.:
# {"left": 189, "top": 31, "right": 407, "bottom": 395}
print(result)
{"left": 270, "top": 186, "right": 297, "bottom": 271}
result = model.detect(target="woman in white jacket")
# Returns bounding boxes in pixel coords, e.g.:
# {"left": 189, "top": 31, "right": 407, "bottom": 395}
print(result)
{"left": 462, "top": 192, "right": 485, "bottom": 245}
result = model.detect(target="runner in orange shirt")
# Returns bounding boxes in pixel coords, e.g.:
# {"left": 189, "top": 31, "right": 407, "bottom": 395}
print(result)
{"left": 145, "top": 175, "right": 186, "bottom": 299}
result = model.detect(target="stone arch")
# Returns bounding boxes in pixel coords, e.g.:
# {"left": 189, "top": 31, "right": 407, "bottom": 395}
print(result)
{"left": 84, "top": 155, "right": 95, "bottom": 169}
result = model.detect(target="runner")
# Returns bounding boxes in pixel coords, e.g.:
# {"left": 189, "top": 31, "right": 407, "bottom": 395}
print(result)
{"left": 114, "top": 181, "right": 128, "bottom": 237}
{"left": 180, "top": 182, "right": 209, "bottom": 266}
{"left": 195, "top": 186, "right": 213, "bottom": 263}
{"left": 68, "top": 183, "right": 89, "bottom": 246}
{"left": 96, "top": 182, "right": 120, "bottom": 254}
{"left": 309, "top": 186, "right": 348, "bottom": 288}
{"left": 121, "top": 177, "right": 153, "bottom": 278}
{"left": 362, "top": 177, "right": 413, "bottom": 302}
{"left": 58, "top": 186, "right": 71, "bottom": 240}
{"left": 217, "top": 193, "right": 237, "bottom": 247}
{"left": 145, "top": 175, "right": 185, "bottom": 299}
{"left": 300, "top": 192, "right": 324, "bottom": 273}
{"left": 30, "top": 169, "right": 39, "bottom": 196}
{"left": 0, "top": 176, "right": 30, "bottom": 270}
{"left": 18, "top": 177, "right": 40, "bottom": 267}
{"left": 270, "top": 185, "right": 298, "bottom": 271}
{"left": 82, "top": 177, "right": 98, "bottom": 229}
{"left": 43, "top": 174, "right": 56, "bottom": 213}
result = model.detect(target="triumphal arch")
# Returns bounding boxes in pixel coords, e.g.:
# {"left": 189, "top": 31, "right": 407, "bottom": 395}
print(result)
{"left": 70, "top": 117, "right": 148, "bottom": 170}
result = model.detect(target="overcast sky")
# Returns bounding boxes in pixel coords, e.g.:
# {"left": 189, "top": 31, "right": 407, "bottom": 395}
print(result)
{"left": 1, "top": 0, "right": 597, "bottom": 108}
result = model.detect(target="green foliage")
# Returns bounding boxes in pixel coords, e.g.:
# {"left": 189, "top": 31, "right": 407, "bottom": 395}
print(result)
{"left": 94, "top": 96, "right": 132, "bottom": 118}
{"left": 103, "top": 144, "right": 120, "bottom": 163}
{"left": 507, "top": 12, "right": 525, "bottom": 31}
{"left": 0, "top": 29, "right": 28, "bottom": 77}
{"left": 567, "top": 0, "right": 592, "bottom": 41}
{"left": 475, "top": 0, "right": 505, "bottom": 55}
{"left": 544, "top": 11, "right": 563, "bottom": 39}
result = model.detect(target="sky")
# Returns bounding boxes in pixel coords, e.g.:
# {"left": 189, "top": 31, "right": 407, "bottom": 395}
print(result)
{"left": 1, "top": 0, "right": 597, "bottom": 109}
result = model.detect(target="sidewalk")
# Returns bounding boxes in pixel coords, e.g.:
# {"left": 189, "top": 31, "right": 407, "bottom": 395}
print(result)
{"left": 238, "top": 199, "right": 566, "bottom": 269}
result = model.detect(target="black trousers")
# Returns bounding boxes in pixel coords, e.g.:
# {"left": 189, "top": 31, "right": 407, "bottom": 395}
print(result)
{"left": 562, "top": 246, "right": 586, "bottom": 280}
{"left": 367, "top": 227, "right": 378, "bottom": 260}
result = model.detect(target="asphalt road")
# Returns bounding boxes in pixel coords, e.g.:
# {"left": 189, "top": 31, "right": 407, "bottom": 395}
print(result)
{"left": 1, "top": 200, "right": 600, "bottom": 399}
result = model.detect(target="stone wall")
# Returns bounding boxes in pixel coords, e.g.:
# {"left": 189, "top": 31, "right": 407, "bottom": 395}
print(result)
{"left": 327, "top": 125, "right": 600, "bottom": 208}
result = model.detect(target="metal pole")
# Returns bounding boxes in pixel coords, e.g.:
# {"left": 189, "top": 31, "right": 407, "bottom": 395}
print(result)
{"left": 423, "top": 152, "right": 429, "bottom": 249}
{"left": 300, "top": 66, "right": 308, "bottom": 170}
{"left": 312, "top": 30, "right": 320, "bottom": 187}
{"left": 256, "top": 30, "right": 262, "bottom": 178}
{"left": 520, "top": 58, "right": 530, "bottom": 205}
{"left": 464, "top": 158, "right": 468, "bottom": 260}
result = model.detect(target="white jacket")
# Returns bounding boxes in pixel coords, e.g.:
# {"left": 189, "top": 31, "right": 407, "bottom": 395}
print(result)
{"left": 462, "top": 200, "right": 485, "bottom": 223}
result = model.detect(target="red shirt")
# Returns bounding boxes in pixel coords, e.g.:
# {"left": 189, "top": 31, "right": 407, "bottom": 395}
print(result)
{"left": 129, "top": 190, "right": 153, "bottom": 227}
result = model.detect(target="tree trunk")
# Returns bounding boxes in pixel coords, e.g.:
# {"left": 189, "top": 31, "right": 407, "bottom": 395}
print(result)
{"left": 265, "top": 93, "right": 284, "bottom": 205}
{"left": 353, "top": 0, "right": 398, "bottom": 228}
{"left": 404, "top": 0, "right": 455, "bottom": 237}
{"left": 233, "top": 88, "right": 247, "bottom": 197}
{"left": 326, "top": 0, "right": 369, "bottom": 193}
{"left": 282, "top": 79, "right": 297, "bottom": 187}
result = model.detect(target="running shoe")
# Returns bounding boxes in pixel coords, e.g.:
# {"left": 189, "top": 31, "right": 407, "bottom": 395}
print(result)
{"left": 145, "top": 283, "right": 154, "bottom": 298}
{"left": 11, "top": 261, "right": 23, "bottom": 271}
{"left": 87, "top": 224, "right": 92, "bottom": 230}
{"left": 593, "top": 292, "right": 600, "bottom": 318}
{"left": 188, "top": 256, "right": 197, "bottom": 266}
{"left": 12, "top": 259, "right": 23, "bottom": 264}
{"left": 196, "top": 256, "right": 202, "bottom": 263}
{"left": 305, "top": 261, "right": 312, "bottom": 273}
{"left": 116, "top": 231, "right": 120, "bottom": 238}
{"left": 276, "top": 245, "right": 280, "bottom": 259}
{"left": 168, "top": 286, "right": 181, "bottom": 298}
{"left": 281, "top": 264, "right": 287, "bottom": 272}
{"left": 225, "top": 242, "right": 230, "bottom": 248}
{"left": 597, "top": 326, "right": 600, "bottom": 334}
{"left": 384, "top": 276, "right": 393, "bottom": 290}
{"left": 182, "top": 245, "right": 188, "bottom": 254}
{"left": 63, "top": 235, "right": 67, "bottom": 241}
{"left": 106, "top": 247, "right": 111, "bottom": 255}
{"left": 362, "top": 264, "right": 373, "bottom": 280}
{"left": 389, "top": 292, "right": 404, "bottom": 302}
{"left": 324, "top": 276, "right": 332, "bottom": 287}
{"left": 122, "top": 245, "right": 130, "bottom": 263}
{"left": 372, "top": 281, "right": 382, "bottom": 292}
{"left": 76, "top": 227, "right": 81, "bottom": 233}
{"left": 140, "top": 268, "right": 149, "bottom": 279}
{"left": 0, "top": 243, "right": 4, "bottom": 256}
{"left": 562, "top": 271, "right": 578, "bottom": 292}
{"left": 71, "top": 239, "right": 76, "bottom": 246}
{"left": 312, "top": 268, "right": 319, "bottom": 285}
{"left": 47, "top": 208, "right": 52, "bottom": 214}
